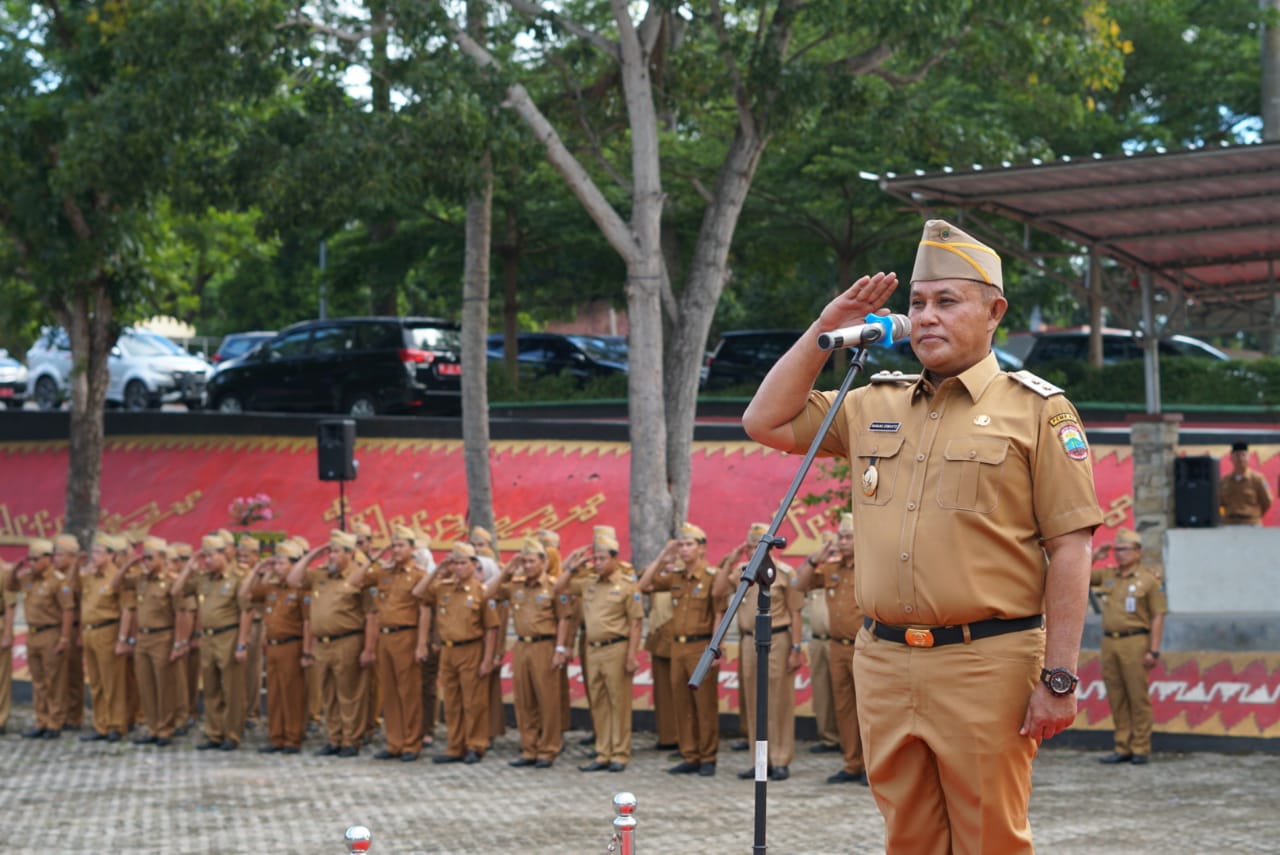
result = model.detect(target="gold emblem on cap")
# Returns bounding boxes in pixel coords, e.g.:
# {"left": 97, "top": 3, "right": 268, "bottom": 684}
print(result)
{"left": 861, "top": 463, "right": 879, "bottom": 497}
{"left": 974, "top": 414, "right": 991, "bottom": 426}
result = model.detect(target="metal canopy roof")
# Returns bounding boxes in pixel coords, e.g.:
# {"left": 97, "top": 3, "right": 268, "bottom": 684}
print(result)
{"left": 876, "top": 141, "right": 1280, "bottom": 306}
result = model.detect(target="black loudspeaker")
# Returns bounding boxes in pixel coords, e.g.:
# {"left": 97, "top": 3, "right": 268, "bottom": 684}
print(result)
{"left": 1174, "top": 455, "right": 1218, "bottom": 527}
{"left": 317, "top": 419, "right": 357, "bottom": 482}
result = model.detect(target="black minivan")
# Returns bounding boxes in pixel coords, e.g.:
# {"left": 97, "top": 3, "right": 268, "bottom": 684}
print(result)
{"left": 206, "top": 317, "right": 462, "bottom": 416}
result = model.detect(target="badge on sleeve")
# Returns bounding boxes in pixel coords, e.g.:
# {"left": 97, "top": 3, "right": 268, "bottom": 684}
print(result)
{"left": 1057, "top": 423, "right": 1089, "bottom": 460}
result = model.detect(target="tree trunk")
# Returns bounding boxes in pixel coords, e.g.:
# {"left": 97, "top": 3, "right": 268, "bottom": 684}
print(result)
{"left": 461, "top": 164, "right": 495, "bottom": 535}
{"left": 501, "top": 205, "right": 520, "bottom": 386}
{"left": 625, "top": 259, "right": 671, "bottom": 564}
{"left": 61, "top": 280, "right": 115, "bottom": 549}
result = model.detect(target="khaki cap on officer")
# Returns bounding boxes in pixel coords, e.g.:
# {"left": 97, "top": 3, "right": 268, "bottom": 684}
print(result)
{"left": 679, "top": 522, "right": 707, "bottom": 543}
{"left": 747, "top": 522, "right": 768, "bottom": 546}
{"left": 142, "top": 537, "right": 167, "bottom": 556}
{"left": 521, "top": 538, "right": 547, "bottom": 558}
{"left": 391, "top": 524, "right": 415, "bottom": 545}
{"left": 28, "top": 538, "right": 54, "bottom": 558}
{"left": 449, "top": 541, "right": 477, "bottom": 561}
{"left": 53, "top": 533, "right": 80, "bottom": 553}
{"left": 1114, "top": 528, "right": 1142, "bottom": 547}
{"left": 535, "top": 529, "right": 560, "bottom": 548}
{"left": 330, "top": 530, "right": 358, "bottom": 551}
{"left": 911, "top": 219, "right": 1003, "bottom": 291}
{"left": 838, "top": 513, "right": 854, "bottom": 535}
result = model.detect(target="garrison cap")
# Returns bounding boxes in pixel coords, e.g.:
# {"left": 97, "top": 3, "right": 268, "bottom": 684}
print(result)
{"left": 911, "top": 219, "right": 1003, "bottom": 292}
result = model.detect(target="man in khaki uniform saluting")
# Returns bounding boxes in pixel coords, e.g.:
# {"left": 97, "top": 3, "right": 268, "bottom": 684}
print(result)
{"left": 370, "top": 525, "right": 429, "bottom": 761}
{"left": 237, "top": 534, "right": 266, "bottom": 730}
{"left": 244, "top": 539, "right": 309, "bottom": 754}
{"left": 1218, "top": 441, "right": 1272, "bottom": 526}
{"left": 51, "top": 534, "right": 86, "bottom": 732}
{"left": 744, "top": 219, "right": 1102, "bottom": 853}
{"left": 77, "top": 533, "right": 130, "bottom": 742}
{"left": 7, "top": 539, "right": 75, "bottom": 738}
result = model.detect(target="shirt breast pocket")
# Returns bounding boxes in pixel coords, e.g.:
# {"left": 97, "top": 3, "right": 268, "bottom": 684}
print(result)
{"left": 854, "top": 433, "right": 906, "bottom": 507}
{"left": 937, "top": 436, "right": 1009, "bottom": 513}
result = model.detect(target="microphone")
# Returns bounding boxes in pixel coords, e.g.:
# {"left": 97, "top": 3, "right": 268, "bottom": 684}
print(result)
{"left": 817, "top": 314, "right": 911, "bottom": 351}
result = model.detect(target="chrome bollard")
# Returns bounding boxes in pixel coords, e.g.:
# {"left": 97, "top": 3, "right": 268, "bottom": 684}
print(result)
{"left": 345, "top": 825, "right": 372, "bottom": 853}
{"left": 609, "top": 792, "right": 637, "bottom": 855}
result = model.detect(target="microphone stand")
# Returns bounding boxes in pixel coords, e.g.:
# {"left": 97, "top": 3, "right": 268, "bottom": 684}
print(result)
{"left": 690, "top": 346, "right": 874, "bottom": 855}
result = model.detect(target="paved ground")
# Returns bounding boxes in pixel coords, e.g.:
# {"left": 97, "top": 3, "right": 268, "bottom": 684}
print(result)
{"left": 2, "top": 706, "right": 1278, "bottom": 855}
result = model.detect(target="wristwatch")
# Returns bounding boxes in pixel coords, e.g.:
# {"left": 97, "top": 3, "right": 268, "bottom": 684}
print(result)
{"left": 1040, "top": 667, "right": 1079, "bottom": 696}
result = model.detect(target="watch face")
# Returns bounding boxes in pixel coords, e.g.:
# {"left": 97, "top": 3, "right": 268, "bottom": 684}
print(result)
{"left": 1048, "top": 670, "right": 1075, "bottom": 694}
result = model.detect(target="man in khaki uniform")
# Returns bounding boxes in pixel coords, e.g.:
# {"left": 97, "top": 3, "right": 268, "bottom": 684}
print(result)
{"left": 238, "top": 535, "right": 266, "bottom": 729}
{"left": 121, "top": 537, "right": 193, "bottom": 746}
{"left": 805, "top": 540, "right": 843, "bottom": 754}
{"left": 415, "top": 529, "right": 442, "bottom": 749}
{"left": 715, "top": 522, "right": 805, "bottom": 781}
{"left": 175, "top": 533, "right": 251, "bottom": 750}
{"left": 1219, "top": 441, "right": 1272, "bottom": 526}
{"left": 470, "top": 525, "right": 507, "bottom": 743}
{"left": 50, "top": 534, "right": 86, "bottom": 732}
{"left": 244, "top": 539, "right": 309, "bottom": 753}
{"left": 349, "top": 522, "right": 381, "bottom": 744}
{"left": 168, "top": 542, "right": 199, "bottom": 735}
{"left": 77, "top": 533, "right": 130, "bottom": 742}
{"left": 535, "top": 528, "right": 572, "bottom": 735}
{"left": 370, "top": 525, "right": 428, "bottom": 761}
{"left": 290, "top": 531, "right": 376, "bottom": 757}
{"left": 554, "top": 533, "right": 644, "bottom": 772}
{"left": 744, "top": 219, "right": 1102, "bottom": 853}
{"left": 7, "top": 539, "right": 75, "bottom": 737}
{"left": 1091, "top": 528, "right": 1168, "bottom": 765}
{"left": 486, "top": 538, "right": 567, "bottom": 767}
{"left": 643, "top": 563, "right": 678, "bottom": 751}
{"left": 0, "top": 559, "right": 13, "bottom": 735}
{"left": 110, "top": 536, "right": 143, "bottom": 732}
{"left": 795, "top": 513, "right": 867, "bottom": 784}
{"left": 639, "top": 523, "right": 723, "bottom": 777}
{"left": 420, "top": 542, "right": 500, "bottom": 764}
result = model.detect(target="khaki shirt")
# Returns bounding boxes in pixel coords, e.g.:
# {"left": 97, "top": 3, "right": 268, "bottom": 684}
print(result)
{"left": 1091, "top": 564, "right": 1168, "bottom": 634}
{"left": 250, "top": 578, "right": 306, "bottom": 640}
{"left": 124, "top": 572, "right": 190, "bottom": 631}
{"left": 567, "top": 570, "right": 644, "bottom": 642}
{"left": 789, "top": 353, "right": 1103, "bottom": 626}
{"left": 729, "top": 560, "right": 803, "bottom": 632}
{"left": 370, "top": 562, "right": 427, "bottom": 628}
{"left": 807, "top": 588, "right": 830, "bottom": 639}
{"left": 186, "top": 570, "right": 250, "bottom": 631}
{"left": 495, "top": 575, "right": 567, "bottom": 638}
{"left": 1219, "top": 470, "right": 1271, "bottom": 525}
{"left": 304, "top": 567, "right": 373, "bottom": 638}
{"left": 422, "top": 575, "right": 498, "bottom": 643}
{"left": 78, "top": 563, "right": 125, "bottom": 625}
{"left": 17, "top": 570, "right": 75, "bottom": 628}
{"left": 646, "top": 559, "right": 720, "bottom": 639}
{"left": 812, "top": 556, "right": 863, "bottom": 640}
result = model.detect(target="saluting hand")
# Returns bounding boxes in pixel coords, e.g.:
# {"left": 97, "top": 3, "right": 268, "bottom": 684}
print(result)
{"left": 817, "top": 271, "right": 899, "bottom": 332}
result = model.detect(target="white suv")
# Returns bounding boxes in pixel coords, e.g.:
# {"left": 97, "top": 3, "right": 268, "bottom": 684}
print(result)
{"left": 27, "top": 327, "right": 212, "bottom": 411}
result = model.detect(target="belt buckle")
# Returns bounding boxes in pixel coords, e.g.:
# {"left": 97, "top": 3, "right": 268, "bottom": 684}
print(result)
{"left": 904, "top": 628, "right": 934, "bottom": 648}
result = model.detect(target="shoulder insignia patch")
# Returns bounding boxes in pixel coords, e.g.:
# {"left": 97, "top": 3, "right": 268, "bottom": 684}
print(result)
{"left": 869, "top": 370, "right": 921, "bottom": 384}
{"left": 1009, "top": 370, "right": 1063, "bottom": 398}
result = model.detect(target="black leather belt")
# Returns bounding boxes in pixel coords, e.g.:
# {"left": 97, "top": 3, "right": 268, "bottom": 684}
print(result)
{"left": 811, "top": 633, "right": 830, "bottom": 641}
{"left": 30, "top": 623, "right": 60, "bottom": 634}
{"left": 865, "top": 615, "right": 1043, "bottom": 649}
{"left": 202, "top": 624, "right": 238, "bottom": 637}
{"left": 317, "top": 629, "right": 362, "bottom": 644}
{"left": 588, "top": 636, "right": 628, "bottom": 648}
{"left": 84, "top": 619, "right": 120, "bottom": 631}
{"left": 138, "top": 626, "right": 174, "bottom": 635}
{"left": 673, "top": 633, "right": 712, "bottom": 644}
{"left": 833, "top": 637, "right": 856, "bottom": 646}
{"left": 1104, "top": 628, "right": 1150, "bottom": 639}
{"left": 741, "top": 623, "right": 791, "bottom": 638}
{"left": 267, "top": 636, "right": 303, "bottom": 646}
{"left": 379, "top": 625, "right": 416, "bottom": 635}
{"left": 441, "top": 636, "right": 483, "bottom": 648}
{"left": 518, "top": 634, "right": 556, "bottom": 644}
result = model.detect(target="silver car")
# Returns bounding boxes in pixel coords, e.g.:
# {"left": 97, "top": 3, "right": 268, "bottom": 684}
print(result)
{"left": 27, "top": 327, "right": 211, "bottom": 411}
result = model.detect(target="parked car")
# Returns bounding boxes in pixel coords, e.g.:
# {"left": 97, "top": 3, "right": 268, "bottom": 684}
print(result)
{"left": 1021, "top": 328, "right": 1229, "bottom": 369}
{"left": 26, "top": 327, "right": 211, "bottom": 411}
{"left": 205, "top": 316, "right": 462, "bottom": 417}
{"left": 486, "top": 332, "right": 628, "bottom": 383}
{"left": 0, "top": 349, "right": 28, "bottom": 409}
{"left": 212, "top": 331, "right": 275, "bottom": 366}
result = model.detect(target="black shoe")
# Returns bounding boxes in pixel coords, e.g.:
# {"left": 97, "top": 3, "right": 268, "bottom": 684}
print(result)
{"left": 730, "top": 740, "right": 749, "bottom": 751}
{"left": 259, "top": 745, "right": 282, "bottom": 754}
{"left": 826, "top": 769, "right": 867, "bottom": 785}
{"left": 578, "top": 734, "right": 596, "bottom": 746}
{"left": 509, "top": 757, "right": 537, "bottom": 767}
{"left": 769, "top": 765, "right": 790, "bottom": 781}
{"left": 131, "top": 735, "right": 158, "bottom": 746}
{"left": 374, "top": 750, "right": 401, "bottom": 760}
{"left": 1099, "top": 752, "right": 1134, "bottom": 765}
{"left": 1130, "top": 754, "right": 1150, "bottom": 766}
{"left": 462, "top": 750, "right": 481, "bottom": 764}
{"left": 281, "top": 746, "right": 301, "bottom": 755}
{"left": 245, "top": 720, "right": 256, "bottom": 730}
{"left": 579, "top": 760, "right": 610, "bottom": 772}
{"left": 219, "top": 741, "right": 239, "bottom": 752}
{"left": 106, "top": 731, "right": 121, "bottom": 743}
{"left": 737, "top": 767, "right": 758, "bottom": 779}
{"left": 174, "top": 726, "right": 188, "bottom": 737}
{"left": 155, "top": 738, "right": 173, "bottom": 747}
{"left": 608, "top": 762, "right": 626, "bottom": 772}
{"left": 698, "top": 763, "right": 716, "bottom": 777}
{"left": 337, "top": 746, "right": 359, "bottom": 758}
{"left": 400, "top": 752, "right": 419, "bottom": 762}
{"left": 809, "top": 742, "right": 841, "bottom": 754}
{"left": 63, "top": 724, "right": 81, "bottom": 731}
{"left": 21, "top": 728, "right": 46, "bottom": 739}
{"left": 668, "top": 761, "right": 701, "bottom": 774}
{"left": 654, "top": 742, "right": 679, "bottom": 751}
{"left": 433, "top": 753, "right": 464, "bottom": 764}
{"left": 42, "top": 729, "right": 61, "bottom": 739}
{"left": 534, "top": 759, "right": 554, "bottom": 769}
{"left": 196, "top": 740, "right": 224, "bottom": 751}
{"left": 80, "top": 731, "right": 109, "bottom": 742}
{"left": 314, "top": 744, "right": 340, "bottom": 757}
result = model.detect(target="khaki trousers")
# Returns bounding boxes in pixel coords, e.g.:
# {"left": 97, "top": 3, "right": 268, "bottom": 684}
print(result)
{"left": 64, "top": 629, "right": 84, "bottom": 727}
{"left": 265, "top": 638, "right": 306, "bottom": 749}
{"left": 585, "top": 641, "right": 632, "bottom": 764}
{"left": 671, "top": 640, "right": 719, "bottom": 764}
{"left": 315, "top": 633, "right": 368, "bottom": 748}
{"left": 807, "top": 637, "right": 840, "bottom": 746}
{"left": 244, "top": 618, "right": 264, "bottom": 723}
{"left": 419, "top": 649, "right": 440, "bottom": 739}
{"left": 512, "top": 639, "right": 562, "bottom": 761}
{"left": 83, "top": 624, "right": 128, "bottom": 735}
{"left": 0, "top": 638, "right": 11, "bottom": 730}
{"left": 135, "top": 631, "right": 178, "bottom": 739}
{"left": 439, "top": 641, "right": 490, "bottom": 756}
{"left": 1101, "top": 634, "right": 1155, "bottom": 755}
{"left": 125, "top": 650, "right": 141, "bottom": 726}
{"left": 739, "top": 631, "right": 796, "bottom": 767}
{"left": 829, "top": 639, "right": 865, "bottom": 774}
{"left": 651, "top": 654, "right": 677, "bottom": 746}
{"left": 175, "top": 646, "right": 200, "bottom": 728}
{"left": 201, "top": 629, "right": 246, "bottom": 745}
{"left": 375, "top": 629, "right": 423, "bottom": 754}
{"left": 855, "top": 626, "right": 1043, "bottom": 855}
{"left": 27, "top": 628, "right": 68, "bottom": 730}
